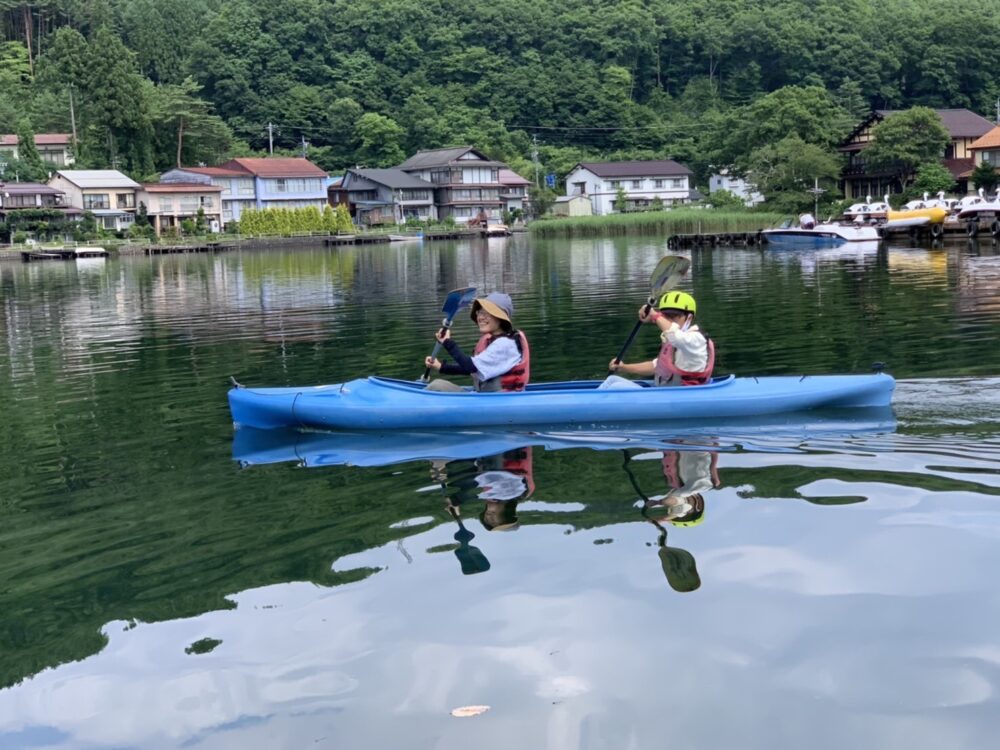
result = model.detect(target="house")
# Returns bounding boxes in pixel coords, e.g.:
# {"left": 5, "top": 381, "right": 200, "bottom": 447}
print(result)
{"left": 0, "top": 182, "right": 78, "bottom": 239}
{"left": 839, "top": 109, "right": 994, "bottom": 198}
{"left": 397, "top": 147, "right": 506, "bottom": 223}
{"left": 161, "top": 157, "right": 329, "bottom": 226}
{"left": 563, "top": 160, "right": 694, "bottom": 215}
{"left": 48, "top": 170, "right": 141, "bottom": 231}
{"left": 499, "top": 169, "right": 532, "bottom": 215}
{"left": 708, "top": 170, "right": 764, "bottom": 206}
{"left": 160, "top": 166, "right": 255, "bottom": 226}
{"left": 966, "top": 125, "right": 1000, "bottom": 179}
{"left": 0, "top": 133, "right": 75, "bottom": 167}
{"left": 0, "top": 182, "right": 68, "bottom": 213}
{"left": 336, "top": 168, "right": 436, "bottom": 225}
{"left": 137, "top": 183, "right": 224, "bottom": 235}
{"left": 551, "top": 195, "right": 593, "bottom": 217}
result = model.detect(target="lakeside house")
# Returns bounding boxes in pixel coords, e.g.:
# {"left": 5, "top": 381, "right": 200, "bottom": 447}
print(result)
{"left": 397, "top": 147, "right": 506, "bottom": 223}
{"left": 839, "top": 108, "right": 994, "bottom": 198}
{"left": 137, "top": 183, "right": 224, "bottom": 235}
{"left": 563, "top": 160, "right": 694, "bottom": 215}
{"left": 0, "top": 133, "right": 75, "bottom": 168}
{"left": 48, "top": 170, "right": 140, "bottom": 231}
{"left": 708, "top": 170, "right": 764, "bottom": 207}
{"left": 499, "top": 169, "right": 532, "bottom": 215}
{"left": 333, "top": 168, "right": 437, "bottom": 225}
{"left": 966, "top": 125, "right": 1000, "bottom": 179}
{"left": 162, "top": 157, "right": 330, "bottom": 227}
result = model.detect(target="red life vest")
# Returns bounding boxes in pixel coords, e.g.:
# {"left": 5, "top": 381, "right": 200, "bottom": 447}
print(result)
{"left": 654, "top": 334, "right": 715, "bottom": 386}
{"left": 502, "top": 447, "right": 535, "bottom": 497}
{"left": 473, "top": 330, "right": 531, "bottom": 392}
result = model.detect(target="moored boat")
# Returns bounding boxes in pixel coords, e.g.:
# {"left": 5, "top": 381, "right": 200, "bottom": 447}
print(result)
{"left": 762, "top": 222, "right": 880, "bottom": 247}
{"left": 227, "top": 372, "right": 896, "bottom": 431}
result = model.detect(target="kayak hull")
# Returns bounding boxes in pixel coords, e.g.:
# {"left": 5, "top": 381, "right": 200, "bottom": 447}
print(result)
{"left": 228, "top": 373, "right": 896, "bottom": 431}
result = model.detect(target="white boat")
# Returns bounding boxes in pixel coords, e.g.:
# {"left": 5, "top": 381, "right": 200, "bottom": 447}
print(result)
{"left": 955, "top": 188, "right": 1000, "bottom": 236}
{"left": 762, "top": 215, "right": 880, "bottom": 247}
{"left": 842, "top": 195, "right": 888, "bottom": 223}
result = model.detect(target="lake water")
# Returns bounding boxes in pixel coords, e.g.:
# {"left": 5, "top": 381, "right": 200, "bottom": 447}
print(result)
{"left": 1, "top": 236, "right": 999, "bottom": 749}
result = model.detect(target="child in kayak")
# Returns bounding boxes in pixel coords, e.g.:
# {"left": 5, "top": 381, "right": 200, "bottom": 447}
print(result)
{"left": 424, "top": 292, "right": 530, "bottom": 392}
{"left": 606, "top": 290, "right": 714, "bottom": 386}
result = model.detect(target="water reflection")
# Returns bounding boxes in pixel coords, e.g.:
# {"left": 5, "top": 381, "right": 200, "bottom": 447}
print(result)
{"left": 429, "top": 448, "right": 535, "bottom": 575}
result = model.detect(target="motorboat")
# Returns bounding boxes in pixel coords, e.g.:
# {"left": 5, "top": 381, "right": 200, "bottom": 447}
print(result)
{"left": 762, "top": 217, "right": 880, "bottom": 247}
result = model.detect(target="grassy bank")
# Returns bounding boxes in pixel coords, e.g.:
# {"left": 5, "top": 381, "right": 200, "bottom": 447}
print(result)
{"left": 529, "top": 209, "right": 786, "bottom": 238}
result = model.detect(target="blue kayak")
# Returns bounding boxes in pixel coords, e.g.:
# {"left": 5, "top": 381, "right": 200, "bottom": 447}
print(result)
{"left": 227, "top": 373, "right": 895, "bottom": 431}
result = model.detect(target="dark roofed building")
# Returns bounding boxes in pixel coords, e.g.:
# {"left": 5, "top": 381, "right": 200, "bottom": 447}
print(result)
{"left": 397, "top": 147, "right": 506, "bottom": 223}
{"left": 839, "top": 108, "right": 994, "bottom": 198}
{"left": 338, "top": 168, "right": 436, "bottom": 225}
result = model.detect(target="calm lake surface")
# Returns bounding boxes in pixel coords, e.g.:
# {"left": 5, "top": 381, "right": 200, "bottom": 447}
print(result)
{"left": 1, "top": 235, "right": 999, "bottom": 749}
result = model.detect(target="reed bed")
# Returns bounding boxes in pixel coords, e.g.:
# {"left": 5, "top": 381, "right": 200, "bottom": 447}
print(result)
{"left": 529, "top": 209, "right": 786, "bottom": 238}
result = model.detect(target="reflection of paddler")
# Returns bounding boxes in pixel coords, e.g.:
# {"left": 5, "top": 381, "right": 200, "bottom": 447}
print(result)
{"left": 476, "top": 447, "right": 534, "bottom": 531}
{"left": 431, "top": 448, "right": 535, "bottom": 574}
{"left": 622, "top": 448, "right": 722, "bottom": 593}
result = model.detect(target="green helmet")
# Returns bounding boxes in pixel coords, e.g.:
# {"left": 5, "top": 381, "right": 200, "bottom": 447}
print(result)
{"left": 657, "top": 290, "right": 696, "bottom": 314}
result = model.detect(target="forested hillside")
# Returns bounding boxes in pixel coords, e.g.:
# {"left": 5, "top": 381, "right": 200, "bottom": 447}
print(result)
{"left": 1, "top": 0, "right": 999, "bottom": 184}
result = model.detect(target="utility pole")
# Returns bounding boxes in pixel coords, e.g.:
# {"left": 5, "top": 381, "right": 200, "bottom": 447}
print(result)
{"left": 531, "top": 134, "right": 540, "bottom": 188}
{"left": 300, "top": 134, "right": 308, "bottom": 158}
{"left": 808, "top": 176, "right": 826, "bottom": 219}
{"left": 268, "top": 122, "right": 274, "bottom": 155}
{"left": 68, "top": 87, "right": 78, "bottom": 148}
{"left": 995, "top": 97, "right": 999, "bottom": 125}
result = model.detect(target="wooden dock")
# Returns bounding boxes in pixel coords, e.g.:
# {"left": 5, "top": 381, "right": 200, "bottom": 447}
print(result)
{"left": 144, "top": 242, "right": 234, "bottom": 255}
{"left": 20, "top": 246, "right": 109, "bottom": 262}
{"left": 667, "top": 232, "right": 765, "bottom": 250}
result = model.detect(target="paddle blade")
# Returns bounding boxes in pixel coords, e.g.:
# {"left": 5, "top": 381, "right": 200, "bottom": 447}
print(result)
{"left": 649, "top": 255, "right": 691, "bottom": 299}
{"left": 441, "top": 286, "right": 478, "bottom": 318}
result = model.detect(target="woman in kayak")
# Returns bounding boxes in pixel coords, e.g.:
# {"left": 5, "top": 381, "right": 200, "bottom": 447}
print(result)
{"left": 607, "top": 291, "right": 714, "bottom": 386}
{"left": 424, "top": 292, "right": 530, "bottom": 392}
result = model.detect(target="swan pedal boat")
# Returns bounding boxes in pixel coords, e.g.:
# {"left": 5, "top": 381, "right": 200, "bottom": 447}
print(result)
{"left": 228, "top": 373, "right": 896, "bottom": 431}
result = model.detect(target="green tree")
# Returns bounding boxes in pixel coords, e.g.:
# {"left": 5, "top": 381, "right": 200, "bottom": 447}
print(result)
{"left": 971, "top": 160, "right": 999, "bottom": 194}
{"left": 354, "top": 112, "right": 405, "bottom": 167}
{"left": 862, "top": 107, "right": 951, "bottom": 191}
{"left": 14, "top": 122, "right": 48, "bottom": 181}
{"left": 613, "top": 186, "right": 628, "bottom": 213}
{"left": 906, "top": 163, "right": 956, "bottom": 201}
{"left": 746, "top": 135, "right": 842, "bottom": 213}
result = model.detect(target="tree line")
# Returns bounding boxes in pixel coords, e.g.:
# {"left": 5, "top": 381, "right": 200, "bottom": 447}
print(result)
{"left": 2, "top": 0, "right": 1000, "bottom": 207}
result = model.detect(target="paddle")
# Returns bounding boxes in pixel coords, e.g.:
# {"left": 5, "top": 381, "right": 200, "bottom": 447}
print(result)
{"left": 448, "top": 504, "right": 491, "bottom": 575}
{"left": 611, "top": 255, "right": 691, "bottom": 370}
{"left": 420, "top": 286, "right": 478, "bottom": 382}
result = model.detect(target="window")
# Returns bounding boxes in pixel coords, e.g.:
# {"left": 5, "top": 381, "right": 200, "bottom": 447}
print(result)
{"left": 200, "top": 196, "right": 215, "bottom": 209}
{"left": 275, "top": 179, "right": 287, "bottom": 192}
{"left": 632, "top": 180, "right": 642, "bottom": 189}
{"left": 116, "top": 192, "right": 135, "bottom": 209}
{"left": 159, "top": 198, "right": 174, "bottom": 212}
{"left": 237, "top": 179, "right": 255, "bottom": 196}
{"left": 400, "top": 189, "right": 429, "bottom": 201}
{"left": 83, "top": 193, "right": 110, "bottom": 210}
{"left": 430, "top": 170, "right": 450, "bottom": 184}
{"left": 608, "top": 181, "right": 620, "bottom": 189}
{"left": 654, "top": 179, "right": 664, "bottom": 188}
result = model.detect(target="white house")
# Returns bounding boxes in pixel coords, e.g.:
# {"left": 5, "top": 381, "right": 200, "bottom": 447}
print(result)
{"left": 563, "top": 160, "right": 694, "bottom": 215}
{"left": 48, "top": 169, "right": 140, "bottom": 231}
{"left": 137, "top": 183, "right": 224, "bottom": 235}
{"left": 498, "top": 168, "right": 532, "bottom": 215}
{"left": 709, "top": 170, "right": 764, "bottom": 206}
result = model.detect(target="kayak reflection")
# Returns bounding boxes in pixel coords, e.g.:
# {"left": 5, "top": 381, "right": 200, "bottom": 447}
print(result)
{"left": 431, "top": 448, "right": 534, "bottom": 575}
{"left": 231, "top": 408, "right": 896, "bottom": 469}
{"left": 623, "top": 447, "right": 723, "bottom": 593}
